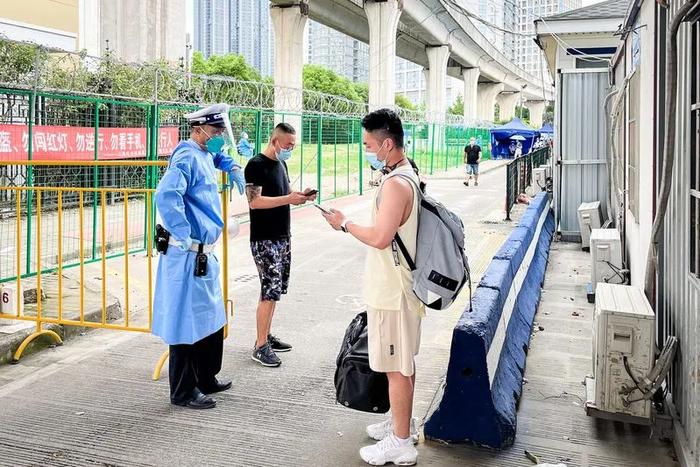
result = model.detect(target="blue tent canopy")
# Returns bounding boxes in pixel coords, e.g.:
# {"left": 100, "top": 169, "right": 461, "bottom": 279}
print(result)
{"left": 489, "top": 118, "right": 540, "bottom": 159}
{"left": 539, "top": 123, "right": 554, "bottom": 134}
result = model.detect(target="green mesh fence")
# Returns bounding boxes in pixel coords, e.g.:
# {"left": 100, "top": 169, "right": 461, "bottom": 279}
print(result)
{"left": 0, "top": 87, "right": 492, "bottom": 282}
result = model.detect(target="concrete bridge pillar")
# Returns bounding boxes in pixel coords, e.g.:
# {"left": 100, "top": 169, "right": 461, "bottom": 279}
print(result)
{"left": 525, "top": 100, "right": 547, "bottom": 129}
{"left": 496, "top": 92, "right": 520, "bottom": 122}
{"left": 270, "top": 3, "right": 308, "bottom": 131}
{"left": 462, "top": 67, "right": 480, "bottom": 122}
{"left": 364, "top": 0, "right": 402, "bottom": 111}
{"left": 424, "top": 45, "right": 450, "bottom": 122}
{"left": 477, "top": 83, "right": 504, "bottom": 122}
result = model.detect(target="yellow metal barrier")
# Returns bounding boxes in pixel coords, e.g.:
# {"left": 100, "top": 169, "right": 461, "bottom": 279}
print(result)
{"left": 0, "top": 161, "right": 233, "bottom": 379}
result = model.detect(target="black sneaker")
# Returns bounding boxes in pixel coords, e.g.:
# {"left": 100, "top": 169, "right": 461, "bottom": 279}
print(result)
{"left": 268, "top": 334, "right": 293, "bottom": 353}
{"left": 252, "top": 342, "right": 282, "bottom": 367}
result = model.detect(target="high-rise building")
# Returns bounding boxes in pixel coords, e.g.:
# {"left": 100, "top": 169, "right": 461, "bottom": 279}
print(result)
{"left": 395, "top": 59, "right": 426, "bottom": 106}
{"left": 193, "top": 0, "right": 274, "bottom": 77}
{"left": 306, "top": 21, "right": 368, "bottom": 83}
{"left": 516, "top": 0, "right": 582, "bottom": 79}
{"left": 463, "top": 0, "right": 507, "bottom": 54}
{"left": 395, "top": 57, "right": 462, "bottom": 110}
{"left": 502, "top": 0, "right": 518, "bottom": 61}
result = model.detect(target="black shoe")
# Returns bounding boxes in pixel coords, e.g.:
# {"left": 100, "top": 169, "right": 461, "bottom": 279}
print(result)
{"left": 268, "top": 334, "right": 293, "bottom": 352}
{"left": 200, "top": 378, "right": 232, "bottom": 395}
{"left": 172, "top": 390, "right": 216, "bottom": 410}
{"left": 463, "top": 181, "right": 469, "bottom": 186}
{"left": 252, "top": 342, "right": 282, "bottom": 367}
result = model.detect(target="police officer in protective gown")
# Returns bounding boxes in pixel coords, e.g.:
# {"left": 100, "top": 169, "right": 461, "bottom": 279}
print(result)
{"left": 153, "top": 103, "right": 246, "bottom": 409}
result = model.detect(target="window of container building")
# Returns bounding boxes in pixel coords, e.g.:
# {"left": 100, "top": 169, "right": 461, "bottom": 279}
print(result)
{"left": 691, "top": 20, "right": 699, "bottom": 277}
{"left": 628, "top": 69, "right": 641, "bottom": 222}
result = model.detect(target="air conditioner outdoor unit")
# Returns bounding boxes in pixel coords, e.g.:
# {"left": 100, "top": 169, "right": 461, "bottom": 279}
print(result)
{"left": 585, "top": 283, "right": 655, "bottom": 423}
{"left": 577, "top": 201, "right": 602, "bottom": 250}
{"left": 539, "top": 164, "right": 551, "bottom": 180}
{"left": 588, "top": 228, "right": 624, "bottom": 302}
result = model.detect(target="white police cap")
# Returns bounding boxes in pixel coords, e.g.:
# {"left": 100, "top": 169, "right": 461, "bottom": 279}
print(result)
{"left": 184, "top": 103, "right": 230, "bottom": 127}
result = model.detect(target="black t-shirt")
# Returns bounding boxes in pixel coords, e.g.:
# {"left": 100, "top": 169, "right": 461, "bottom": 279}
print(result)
{"left": 244, "top": 154, "right": 291, "bottom": 241}
{"left": 464, "top": 144, "right": 482, "bottom": 164}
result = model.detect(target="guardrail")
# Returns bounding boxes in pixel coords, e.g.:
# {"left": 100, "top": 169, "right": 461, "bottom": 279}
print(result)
{"left": 505, "top": 147, "right": 550, "bottom": 220}
{"left": 0, "top": 161, "right": 232, "bottom": 379}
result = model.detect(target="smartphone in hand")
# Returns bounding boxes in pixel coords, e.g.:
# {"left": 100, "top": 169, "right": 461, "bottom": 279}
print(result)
{"left": 304, "top": 189, "right": 318, "bottom": 197}
{"left": 314, "top": 204, "right": 330, "bottom": 215}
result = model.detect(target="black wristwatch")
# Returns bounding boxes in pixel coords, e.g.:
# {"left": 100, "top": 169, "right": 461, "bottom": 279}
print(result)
{"left": 340, "top": 219, "right": 351, "bottom": 233}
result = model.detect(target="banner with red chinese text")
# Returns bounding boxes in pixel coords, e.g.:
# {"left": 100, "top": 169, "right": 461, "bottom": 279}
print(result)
{"left": 0, "top": 125, "right": 180, "bottom": 161}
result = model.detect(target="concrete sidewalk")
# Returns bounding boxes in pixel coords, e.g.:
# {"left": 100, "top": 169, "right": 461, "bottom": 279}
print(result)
{"left": 0, "top": 166, "right": 676, "bottom": 466}
{"left": 427, "top": 158, "right": 510, "bottom": 181}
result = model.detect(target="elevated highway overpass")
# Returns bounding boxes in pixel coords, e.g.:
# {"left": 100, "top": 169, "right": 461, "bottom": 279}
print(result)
{"left": 270, "top": 0, "right": 553, "bottom": 126}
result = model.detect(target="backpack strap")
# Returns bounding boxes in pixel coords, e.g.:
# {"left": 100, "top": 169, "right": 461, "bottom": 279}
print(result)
{"left": 385, "top": 171, "right": 421, "bottom": 272}
{"left": 393, "top": 234, "right": 416, "bottom": 271}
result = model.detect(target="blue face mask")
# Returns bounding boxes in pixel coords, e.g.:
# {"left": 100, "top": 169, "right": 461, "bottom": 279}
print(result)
{"left": 206, "top": 135, "right": 225, "bottom": 153}
{"left": 365, "top": 140, "right": 389, "bottom": 170}
{"left": 365, "top": 152, "right": 385, "bottom": 170}
{"left": 277, "top": 147, "right": 293, "bottom": 161}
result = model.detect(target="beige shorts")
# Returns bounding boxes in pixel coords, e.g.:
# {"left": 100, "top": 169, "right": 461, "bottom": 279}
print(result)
{"left": 367, "top": 295, "right": 423, "bottom": 377}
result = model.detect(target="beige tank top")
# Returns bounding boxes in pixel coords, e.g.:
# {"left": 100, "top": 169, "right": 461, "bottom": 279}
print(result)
{"left": 362, "top": 165, "right": 426, "bottom": 317}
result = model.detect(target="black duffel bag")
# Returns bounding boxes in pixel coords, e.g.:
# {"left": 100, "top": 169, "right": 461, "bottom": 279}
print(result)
{"left": 334, "top": 312, "right": 390, "bottom": 413}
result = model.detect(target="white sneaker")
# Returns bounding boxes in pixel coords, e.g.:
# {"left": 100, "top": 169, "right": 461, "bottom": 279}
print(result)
{"left": 366, "top": 417, "right": 420, "bottom": 444}
{"left": 360, "top": 434, "right": 418, "bottom": 466}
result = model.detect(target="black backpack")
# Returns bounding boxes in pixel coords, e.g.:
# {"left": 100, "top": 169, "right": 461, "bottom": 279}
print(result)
{"left": 334, "top": 312, "right": 390, "bottom": 413}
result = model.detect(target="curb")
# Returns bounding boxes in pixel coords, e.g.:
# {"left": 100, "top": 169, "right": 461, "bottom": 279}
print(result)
{"left": 0, "top": 285, "right": 122, "bottom": 365}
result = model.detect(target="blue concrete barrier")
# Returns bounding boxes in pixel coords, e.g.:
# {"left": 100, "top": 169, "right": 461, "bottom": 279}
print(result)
{"left": 424, "top": 193, "right": 555, "bottom": 448}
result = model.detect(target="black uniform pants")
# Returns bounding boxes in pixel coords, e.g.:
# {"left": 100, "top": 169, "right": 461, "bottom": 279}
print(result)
{"left": 169, "top": 326, "right": 224, "bottom": 404}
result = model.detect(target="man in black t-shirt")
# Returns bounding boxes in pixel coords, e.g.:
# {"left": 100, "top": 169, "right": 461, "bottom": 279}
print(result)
{"left": 463, "top": 137, "right": 482, "bottom": 187}
{"left": 244, "top": 123, "right": 316, "bottom": 367}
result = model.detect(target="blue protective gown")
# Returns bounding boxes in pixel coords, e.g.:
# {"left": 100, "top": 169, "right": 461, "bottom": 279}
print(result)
{"left": 152, "top": 140, "right": 240, "bottom": 345}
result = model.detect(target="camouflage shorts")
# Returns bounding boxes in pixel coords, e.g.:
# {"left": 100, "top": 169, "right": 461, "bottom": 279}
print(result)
{"left": 250, "top": 239, "right": 291, "bottom": 302}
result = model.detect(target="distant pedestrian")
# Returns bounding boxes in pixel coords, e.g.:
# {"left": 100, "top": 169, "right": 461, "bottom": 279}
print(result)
{"left": 515, "top": 141, "right": 523, "bottom": 158}
{"left": 463, "top": 137, "right": 481, "bottom": 187}
{"left": 237, "top": 131, "right": 254, "bottom": 159}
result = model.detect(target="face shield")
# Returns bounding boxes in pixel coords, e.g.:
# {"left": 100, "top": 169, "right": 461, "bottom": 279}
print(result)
{"left": 202, "top": 112, "right": 236, "bottom": 155}
{"left": 187, "top": 104, "right": 237, "bottom": 154}
{"left": 220, "top": 111, "right": 236, "bottom": 151}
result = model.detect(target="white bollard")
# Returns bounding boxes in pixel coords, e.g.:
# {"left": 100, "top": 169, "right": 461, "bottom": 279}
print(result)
{"left": 0, "top": 282, "right": 24, "bottom": 319}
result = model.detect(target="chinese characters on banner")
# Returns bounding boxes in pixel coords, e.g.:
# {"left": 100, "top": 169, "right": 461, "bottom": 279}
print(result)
{"left": 0, "top": 125, "right": 180, "bottom": 161}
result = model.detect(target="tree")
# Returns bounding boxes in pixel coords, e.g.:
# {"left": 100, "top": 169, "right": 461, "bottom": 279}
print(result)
{"left": 0, "top": 40, "right": 46, "bottom": 85}
{"left": 302, "top": 64, "right": 364, "bottom": 102}
{"left": 354, "top": 82, "right": 368, "bottom": 103}
{"left": 395, "top": 93, "right": 416, "bottom": 110}
{"left": 544, "top": 102, "right": 554, "bottom": 124}
{"left": 515, "top": 105, "right": 530, "bottom": 123}
{"left": 494, "top": 105, "right": 531, "bottom": 125}
{"left": 191, "top": 51, "right": 261, "bottom": 82}
{"left": 448, "top": 94, "right": 464, "bottom": 116}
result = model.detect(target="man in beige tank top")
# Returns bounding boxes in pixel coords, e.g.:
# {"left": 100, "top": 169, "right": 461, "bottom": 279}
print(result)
{"left": 323, "top": 109, "right": 424, "bottom": 466}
